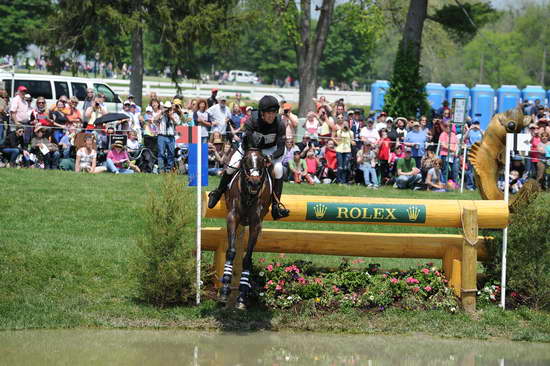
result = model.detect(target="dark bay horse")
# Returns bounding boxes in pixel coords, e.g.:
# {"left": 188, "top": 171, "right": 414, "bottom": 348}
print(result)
{"left": 219, "top": 148, "right": 273, "bottom": 309}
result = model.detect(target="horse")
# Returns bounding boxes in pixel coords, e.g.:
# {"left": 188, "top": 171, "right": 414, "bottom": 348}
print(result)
{"left": 219, "top": 148, "right": 273, "bottom": 309}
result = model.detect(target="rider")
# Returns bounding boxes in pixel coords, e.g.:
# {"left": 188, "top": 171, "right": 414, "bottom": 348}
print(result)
{"left": 207, "top": 95, "right": 290, "bottom": 220}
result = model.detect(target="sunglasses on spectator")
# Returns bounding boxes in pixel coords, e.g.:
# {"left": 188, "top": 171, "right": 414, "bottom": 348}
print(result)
{"left": 37, "top": 102, "right": 45, "bottom": 104}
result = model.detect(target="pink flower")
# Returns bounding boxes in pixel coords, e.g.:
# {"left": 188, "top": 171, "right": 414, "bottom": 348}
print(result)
{"left": 275, "top": 285, "right": 282, "bottom": 291}
{"left": 275, "top": 262, "right": 281, "bottom": 267}
{"left": 383, "top": 274, "right": 388, "bottom": 278}
{"left": 266, "top": 264, "right": 273, "bottom": 272}
{"left": 421, "top": 268, "right": 430, "bottom": 275}
{"left": 435, "top": 271, "right": 441, "bottom": 277}
{"left": 511, "top": 291, "right": 518, "bottom": 298}
{"left": 443, "top": 279, "right": 448, "bottom": 283}
{"left": 279, "top": 280, "right": 285, "bottom": 286}
{"left": 351, "top": 258, "right": 365, "bottom": 264}
{"left": 284, "top": 266, "right": 293, "bottom": 272}
{"left": 314, "top": 278, "right": 323, "bottom": 284}
{"left": 424, "top": 286, "right": 432, "bottom": 292}
{"left": 412, "top": 286, "right": 420, "bottom": 293}
{"left": 390, "top": 278, "right": 398, "bottom": 284}
{"left": 267, "top": 280, "right": 274, "bottom": 285}
{"left": 406, "top": 277, "right": 420, "bottom": 284}
{"left": 332, "top": 285, "right": 340, "bottom": 293}
{"left": 297, "top": 277, "right": 306, "bottom": 284}
{"left": 258, "top": 258, "right": 266, "bottom": 263}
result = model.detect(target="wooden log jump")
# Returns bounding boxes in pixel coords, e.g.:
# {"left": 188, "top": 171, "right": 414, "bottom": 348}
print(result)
{"left": 203, "top": 193, "right": 508, "bottom": 312}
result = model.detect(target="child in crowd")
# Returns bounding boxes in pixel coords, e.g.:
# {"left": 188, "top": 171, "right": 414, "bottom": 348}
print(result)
{"left": 305, "top": 149, "right": 320, "bottom": 184}
{"left": 289, "top": 150, "right": 312, "bottom": 184}
{"left": 425, "top": 158, "right": 446, "bottom": 192}
{"left": 357, "top": 143, "right": 379, "bottom": 188}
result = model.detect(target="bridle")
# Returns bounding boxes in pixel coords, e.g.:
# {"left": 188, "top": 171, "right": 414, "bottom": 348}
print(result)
{"left": 240, "top": 149, "right": 268, "bottom": 205}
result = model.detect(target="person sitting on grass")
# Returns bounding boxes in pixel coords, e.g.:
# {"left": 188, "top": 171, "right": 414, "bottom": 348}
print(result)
{"left": 75, "top": 134, "right": 106, "bottom": 173}
{"left": 304, "top": 149, "right": 321, "bottom": 184}
{"left": 425, "top": 158, "right": 446, "bottom": 192}
{"left": 31, "top": 126, "right": 60, "bottom": 170}
{"left": 395, "top": 147, "right": 422, "bottom": 189}
{"left": 289, "top": 150, "right": 313, "bottom": 184}
{"left": 105, "top": 140, "right": 134, "bottom": 174}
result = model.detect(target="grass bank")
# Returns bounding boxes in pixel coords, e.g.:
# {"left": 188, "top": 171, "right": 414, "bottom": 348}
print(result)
{"left": 0, "top": 169, "right": 549, "bottom": 341}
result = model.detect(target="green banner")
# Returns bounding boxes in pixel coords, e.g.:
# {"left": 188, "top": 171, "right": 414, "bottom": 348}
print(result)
{"left": 306, "top": 202, "right": 426, "bottom": 224}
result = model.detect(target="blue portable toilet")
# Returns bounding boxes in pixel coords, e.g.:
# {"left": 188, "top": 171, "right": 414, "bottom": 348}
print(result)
{"left": 497, "top": 85, "right": 521, "bottom": 113}
{"left": 425, "top": 83, "right": 446, "bottom": 112}
{"left": 522, "top": 85, "right": 546, "bottom": 105}
{"left": 470, "top": 84, "right": 495, "bottom": 129}
{"left": 446, "top": 84, "right": 470, "bottom": 106}
{"left": 370, "top": 80, "right": 390, "bottom": 112}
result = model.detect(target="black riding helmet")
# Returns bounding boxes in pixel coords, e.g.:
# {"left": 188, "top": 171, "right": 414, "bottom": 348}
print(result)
{"left": 258, "top": 95, "right": 279, "bottom": 113}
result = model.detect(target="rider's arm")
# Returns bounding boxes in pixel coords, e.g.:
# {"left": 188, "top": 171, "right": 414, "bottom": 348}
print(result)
{"left": 271, "top": 121, "right": 286, "bottom": 159}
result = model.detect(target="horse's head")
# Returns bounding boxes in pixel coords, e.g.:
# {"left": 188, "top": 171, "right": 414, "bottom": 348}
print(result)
{"left": 241, "top": 148, "right": 268, "bottom": 195}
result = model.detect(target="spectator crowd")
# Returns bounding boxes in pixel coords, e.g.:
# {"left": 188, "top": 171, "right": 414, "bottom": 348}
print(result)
{"left": 1, "top": 86, "right": 549, "bottom": 192}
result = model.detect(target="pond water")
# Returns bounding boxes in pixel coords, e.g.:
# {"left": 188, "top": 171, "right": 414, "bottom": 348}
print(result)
{"left": 1, "top": 330, "right": 549, "bottom": 365}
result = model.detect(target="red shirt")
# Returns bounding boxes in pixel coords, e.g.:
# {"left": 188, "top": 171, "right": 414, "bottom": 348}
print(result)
{"left": 305, "top": 157, "right": 318, "bottom": 174}
{"left": 324, "top": 147, "right": 337, "bottom": 170}
{"left": 378, "top": 137, "right": 391, "bottom": 161}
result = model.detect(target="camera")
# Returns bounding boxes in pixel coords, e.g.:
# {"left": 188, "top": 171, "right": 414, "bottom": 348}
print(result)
{"left": 95, "top": 102, "right": 99, "bottom": 107}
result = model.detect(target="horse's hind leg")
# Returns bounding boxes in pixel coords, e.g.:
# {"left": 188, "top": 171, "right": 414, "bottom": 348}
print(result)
{"left": 219, "top": 212, "right": 238, "bottom": 303}
{"left": 236, "top": 222, "right": 261, "bottom": 310}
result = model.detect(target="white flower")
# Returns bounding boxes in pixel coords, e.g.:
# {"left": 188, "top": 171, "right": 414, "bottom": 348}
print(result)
{"left": 259, "top": 272, "right": 265, "bottom": 277}
{"left": 287, "top": 296, "right": 293, "bottom": 300}
{"left": 490, "top": 295, "right": 496, "bottom": 301}
{"left": 450, "top": 307, "right": 456, "bottom": 313}
{"left": 369, "top": 295, "right": 374, "bottom": 301}
{"left": 259, "top": 292, "right": 265, "bottom": 297}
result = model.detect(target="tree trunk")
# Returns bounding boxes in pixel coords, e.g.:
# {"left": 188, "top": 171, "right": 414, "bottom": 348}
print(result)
{"left": 130, "top": 24, "right": 144, "bottom": 107}
{"left": 402, "top": 0, "right": 427, "bottom": 61}
{"left": 297, "top": 0, "right": 335, "bottom": 117}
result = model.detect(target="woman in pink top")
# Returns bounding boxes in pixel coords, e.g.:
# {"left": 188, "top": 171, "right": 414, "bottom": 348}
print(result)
{"left": 303, "top": 112, "right": 320, "bottom": 144}
{"left": 106, "top": 140, "right": 133, "bottom": 174}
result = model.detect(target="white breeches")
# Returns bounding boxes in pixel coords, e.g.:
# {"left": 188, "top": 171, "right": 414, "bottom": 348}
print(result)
{"left": 226, "top": 145, "right": 284, "bottom": 179}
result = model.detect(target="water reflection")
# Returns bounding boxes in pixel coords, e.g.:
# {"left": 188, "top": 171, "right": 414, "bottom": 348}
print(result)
{"left": 0, "top": 330, "right": 549, "bottom": 365}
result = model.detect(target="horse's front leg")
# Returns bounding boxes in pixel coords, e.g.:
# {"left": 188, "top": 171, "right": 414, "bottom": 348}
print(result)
{"left": 236, "top": 218, "right": 261, "bottom": 310}
{"left": 219, "top": 210, "right": 239, "bottom": 303}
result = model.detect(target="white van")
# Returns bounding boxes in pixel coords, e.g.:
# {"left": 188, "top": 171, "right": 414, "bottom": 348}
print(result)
{"left": 0, "top": 72, "right": 122, "bottom": 112}
{"left": 229, "top": 70, "right": 259, "bottom": 84}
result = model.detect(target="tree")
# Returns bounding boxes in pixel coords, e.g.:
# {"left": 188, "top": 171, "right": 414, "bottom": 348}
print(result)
{"left": 41, "top": 0, "right": 233, "bottom": 106}
{"left": 319, "top": 2, "right": 383, "bottom": 86}
{"left": 0, "top": 0, "right": 53, "bottom": 59}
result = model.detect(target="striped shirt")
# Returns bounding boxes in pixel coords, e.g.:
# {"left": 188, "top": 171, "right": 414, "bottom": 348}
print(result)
{"left": 158, "top": 114, "right": 175, "bottom": 136}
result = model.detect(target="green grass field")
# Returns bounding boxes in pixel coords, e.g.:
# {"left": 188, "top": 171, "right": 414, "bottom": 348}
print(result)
{"left": 1, "top": 169, "right": 549, "bottom": 341}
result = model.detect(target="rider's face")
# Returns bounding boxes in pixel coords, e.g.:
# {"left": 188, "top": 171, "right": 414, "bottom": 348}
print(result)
{"left": 262, "top": 111, "right": 277, "bottom": 124}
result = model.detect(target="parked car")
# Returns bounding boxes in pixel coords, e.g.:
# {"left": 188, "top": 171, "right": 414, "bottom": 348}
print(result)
{"left": 0, "top": 71, "right": 122, "bottom": 112}
{"left": 229, "top": 70, "right": 260, "bottom": 84}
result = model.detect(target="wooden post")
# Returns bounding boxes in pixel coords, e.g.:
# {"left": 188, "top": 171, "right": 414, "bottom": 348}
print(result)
{"left": 214, "top": 232, "right": 226, "bottom": 289}
{"left": 461, "top": 207, "right": 479, "bottom": 313}
{"left": 442, "top": 245, "right": 460, "bottom": 287}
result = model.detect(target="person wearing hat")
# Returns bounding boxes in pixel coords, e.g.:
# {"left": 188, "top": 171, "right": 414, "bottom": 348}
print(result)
{"left": 105, "top": 140, "right": 133, "bottom": 174}
{"left": 9, "top": 86, "right": 31, "bottom": 131}
{"left": 208, "top": 88, "right": 218, "bottom": 107}
{"left": 0, "top": 125, "right": 28, "bottom": 167}
{"left": 374, "top": 112, "right": 387, "bottom": 132}
{"left": 127, "top": 94, "right": 141, "bottom": 113}
{"left": 208, "top": 95, "right": 290, "bottom": 220}
{"left": 404, "top": 121, "right": 428, "bottom": 169}
{"left": 153, "top": 100, "right": 178, "bottom": 173}
{"left": 31, "top": 126, "right": 60, "bottom": 170}
{"left": 395, "top": 147, "right": 422, "bottom": 189}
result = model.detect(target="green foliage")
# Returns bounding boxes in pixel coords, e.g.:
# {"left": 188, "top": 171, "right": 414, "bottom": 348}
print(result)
{"left": 430, "top": 3, "right": 499, "bottom": 45}
{"left": 482, "top": 194, "right": 550, "bottom": 310}
{"left": 133, "top": 174, "right": 198, "bottom": 307}
{"left": 383, "top": 41, "right": 430, "bottom": 117}
{"left": 319, "top": 2, "right": 384, "bottom": 85}
{"left": 0, "top": 0, "right": 53, "bottom": 57}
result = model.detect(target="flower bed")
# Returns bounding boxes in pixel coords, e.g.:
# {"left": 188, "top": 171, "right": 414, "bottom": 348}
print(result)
{"left": 251, "top": 257, "right": 460, "bottom": 312}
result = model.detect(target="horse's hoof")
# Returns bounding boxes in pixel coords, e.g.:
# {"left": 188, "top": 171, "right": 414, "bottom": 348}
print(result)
{"left": 235, "top": 301, "right": 247, "bottom": 311}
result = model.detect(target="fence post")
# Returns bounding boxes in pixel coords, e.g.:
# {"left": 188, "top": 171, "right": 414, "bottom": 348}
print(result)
{"left": 461, "top": 206, "right": 479, "bottom": 313}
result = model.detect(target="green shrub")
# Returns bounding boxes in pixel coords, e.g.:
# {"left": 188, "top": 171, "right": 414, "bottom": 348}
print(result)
{"left": 133, "top": 174, "right": 199, "bottom": 307}
{"left": 482, "top": 193, "right": 550, "bottom": 310}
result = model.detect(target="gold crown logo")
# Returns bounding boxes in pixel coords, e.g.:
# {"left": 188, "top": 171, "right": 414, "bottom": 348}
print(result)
{"left": 407, "top": 206, "right": 421, "bottom": 221}
{"left": 313, "top": 204, "right": 328, "bottom": 219}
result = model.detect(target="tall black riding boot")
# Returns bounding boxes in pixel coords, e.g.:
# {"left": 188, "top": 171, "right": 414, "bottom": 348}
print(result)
{"left": 271, "top": 178, "right": 290, "bottom": 220}
{"left": 208, "top": 173, "right": 233, "bottom": 209}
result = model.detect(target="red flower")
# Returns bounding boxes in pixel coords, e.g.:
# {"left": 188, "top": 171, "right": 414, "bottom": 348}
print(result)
{"left": 259, "top": 258, "right": 266, "bottom": 263}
